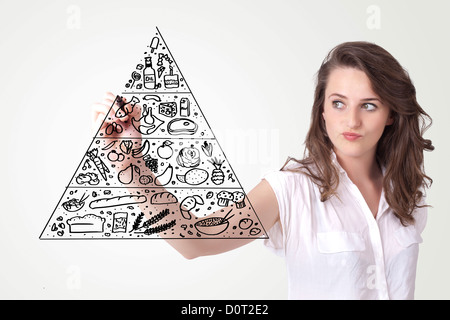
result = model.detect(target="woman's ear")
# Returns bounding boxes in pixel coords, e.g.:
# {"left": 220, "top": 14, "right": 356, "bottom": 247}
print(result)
{"left": 386, "top": 113, "right": 394, "bottom": 126}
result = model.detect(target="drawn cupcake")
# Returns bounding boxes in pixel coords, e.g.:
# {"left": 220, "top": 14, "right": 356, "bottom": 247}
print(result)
{"left": 217, "top": 191, "right": 234, "bottom": 207}
{"left": 233, "top": 191, "right": 246, "bottom": 209}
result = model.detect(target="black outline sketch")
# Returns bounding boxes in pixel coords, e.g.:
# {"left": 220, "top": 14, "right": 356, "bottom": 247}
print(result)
{"left": 150, "top": 192, "right": 178, "bottom": 205}
{"left": 89, "top": 195, "right": 147, "bottom": 209}
{"left": 115, "top": 95, "right": 139, "bottom": 118}
{"left": 118, "top": 163, "right": 140, "bottom": 184}
{"left": 194, "top": 209, "right": 234, "bottom": 236}
{"left": 180, "top": 195, "right": 204, "bottom": 220}
{"left": 131, "top": 140, "right": 150, "bottom": 158}
{"left": 176, "top": 168, "right": 209, "bottom": 185}
{"left": 40, "top": 27, "right": 268, "bottom": 240}
{"left": 180, "top": 97, "right": 190, "bottom": 117}
{"left": 86, "top": 148, "right": 110, "bottom": 181}
{"left": 157, "top": 140, "right": 173, "bottom": 159}
{"left": 155, "top": 164, "right": 173, "bottom": 186}
{"left": 132, "top": 104, "right": 164, "bottom": 135}
{"left": 62, "top": 193, "right": 89, "bottom": 212}
{"left": 167, "top": 118, "right": 198, "bottom": 135}
{"left": 67, "top": 214, "right": 105, "bottom": 233}
{"left": 112, "top": 212, "right": 128, "bottom": 233}
{"left": 177, "top": 145, "right": 201, "bottom": 168}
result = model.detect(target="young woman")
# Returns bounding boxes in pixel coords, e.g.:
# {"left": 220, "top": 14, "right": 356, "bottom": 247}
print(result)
{"left": 92, "top": 41, "right": 433, "bottom": 299}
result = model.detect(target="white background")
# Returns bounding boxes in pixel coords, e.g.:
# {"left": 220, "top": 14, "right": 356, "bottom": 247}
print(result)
{"left": 1, "top": 0, "right": 449, "bottom": 299}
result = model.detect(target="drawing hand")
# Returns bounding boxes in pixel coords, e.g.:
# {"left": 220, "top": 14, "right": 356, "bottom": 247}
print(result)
{"left": 91, "top": 92, "right": 141, "bottom": 137}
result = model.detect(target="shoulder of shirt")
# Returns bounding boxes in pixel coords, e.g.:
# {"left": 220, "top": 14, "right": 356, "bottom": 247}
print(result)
{"left": 262, "top": 158, "right": 312, "bottom": 181}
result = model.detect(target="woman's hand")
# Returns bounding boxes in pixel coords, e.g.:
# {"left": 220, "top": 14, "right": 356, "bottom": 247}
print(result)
{"left": 90, "top": 92, "right": 142, "bottom": 178}
{"left": 91, "top": 92, "right": 127, "bottom": 135}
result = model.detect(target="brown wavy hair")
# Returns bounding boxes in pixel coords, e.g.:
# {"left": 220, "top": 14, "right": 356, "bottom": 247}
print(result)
{"left": 283, "top": 41, "right": 434, "bottom": 226}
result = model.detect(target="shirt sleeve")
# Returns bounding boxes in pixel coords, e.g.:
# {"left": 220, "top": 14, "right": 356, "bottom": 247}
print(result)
{"left": 413, "top": 194, "right": 428, "bottom": 235}
{"left": 261, "top": 169, "right": 290, "bottom": 257}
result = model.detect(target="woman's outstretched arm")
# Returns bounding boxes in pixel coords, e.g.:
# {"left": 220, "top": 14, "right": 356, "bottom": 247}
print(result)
{"left": 91, "top": 92, "right": 280, "bottom": 259}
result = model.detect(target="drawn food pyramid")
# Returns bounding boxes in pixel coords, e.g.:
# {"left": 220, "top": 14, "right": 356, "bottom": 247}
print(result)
{"left": 40, "top": 27, "right": 268, "bottom": 240}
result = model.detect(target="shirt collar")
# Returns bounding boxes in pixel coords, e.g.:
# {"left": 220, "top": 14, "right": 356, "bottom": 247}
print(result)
{"left": 331, "top": 150, "right": 389, "bottom": 218}
{"left": 330, "top": 151, "right": 346, "bottom": 174}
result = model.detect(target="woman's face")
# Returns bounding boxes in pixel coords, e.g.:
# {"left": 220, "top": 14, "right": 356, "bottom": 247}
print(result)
{"left": 322, "top": 67, "right": 393, "bottom": 162}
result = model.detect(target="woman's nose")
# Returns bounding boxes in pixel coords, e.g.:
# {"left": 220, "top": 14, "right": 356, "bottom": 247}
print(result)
{"left": 346, "top": 107, "right": 361, "bottom": 129}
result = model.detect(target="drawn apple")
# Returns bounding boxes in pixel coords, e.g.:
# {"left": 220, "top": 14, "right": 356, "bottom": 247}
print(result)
{"left": 157, "top": 140, "right": 173, "bottom": 159}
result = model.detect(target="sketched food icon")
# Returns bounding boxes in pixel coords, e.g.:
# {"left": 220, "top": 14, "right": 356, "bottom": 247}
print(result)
{"left": 128, "top": 72, "right": 141, "bottom": 89}
{"left": 167, "top": 118, "right": 198, "bottom": 135}
{"left": 158, "top": 102, "right": 177, "bottom": 118}
{"left": 105, "top": 122, "right": 123, "bottom": 135}
{"left": 86, "top": 148, "right": 110, "bottom": 181}
{"left": 194, "top": 209, "right": 234, "bottom": 236}
{"left": 107, "top": 150, "right": 125, "bottom": 162}
{"left": 131, "top": 139, "right": 150, "bottom": 158}
{"left": 201, "top": 141, "right": 213, "bottom": 157}
{"left": 118, "top": 164, "right": 140, "bottom": 185}
{"left": 238, "top": 218, "right": 253, "bottom": 230}
{"left": 119, "top": 140, "right": 133, "bottom": 154}
{"left": 155, "top": 164, "right": 173, "bottom": 186}
{"left": 62, "top": 193, "right": 89, "bottom": 212}
{"left": 176, "top": 145, "right": 201, "bottom": 168}
{"left": 150, "top": 36, "right": 159, "bottom": 53}
{"left": 176, "top": 168, "right": 209, "bottom": 185}
{"left": 209, "top": 157, "right": 225, "bottom": 185}
{"left": 157, "top": 140, "right": 174, "bottom": 159}
{"left": 75, "top": 172, "right": 100, "bottom": 185}
{"left": 179, "top": 195, "right": 204, "bottom": 220}
{"left": 164, "top": 66, "right": 179, "bottom": 89}
{"left": 67, "top": 214, "right": 105, "bottom": 233}
{"left": 132, "top": 105, "right": 164, "bottom": 135}
{"left": 115, "top": 95, "right": 139, "bottom": 118}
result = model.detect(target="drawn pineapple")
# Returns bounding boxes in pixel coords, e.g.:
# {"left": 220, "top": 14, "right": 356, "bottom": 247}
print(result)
{"left": 209, "top": 157, "right": 225, "bottom": 185}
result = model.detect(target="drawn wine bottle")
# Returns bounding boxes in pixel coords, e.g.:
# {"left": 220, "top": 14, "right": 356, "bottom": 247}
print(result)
{"left": 143, "top": 57, "right": 156, "bottom": 89}
{"left": 164, "top": 66, "right": 179, "bottom": 88}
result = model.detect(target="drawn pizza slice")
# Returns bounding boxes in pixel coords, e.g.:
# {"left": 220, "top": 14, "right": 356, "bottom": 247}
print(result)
{"left": 40, "top": 27, "right": 268, "bottom": 239}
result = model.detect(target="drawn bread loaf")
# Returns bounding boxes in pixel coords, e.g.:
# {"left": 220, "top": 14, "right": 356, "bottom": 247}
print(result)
{"left": 67, "top": 214, "right": 105, "bottom": 233}
{"left": 150, "top": 192, "right": 178, "bottom": 204}
{"left": 89, "top": 195, "right": 147, "bottom": 209}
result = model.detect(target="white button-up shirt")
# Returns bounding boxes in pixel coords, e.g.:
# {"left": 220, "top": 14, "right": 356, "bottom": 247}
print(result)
{"left": 262, "top": 156, "right": 427, "bottom": 300}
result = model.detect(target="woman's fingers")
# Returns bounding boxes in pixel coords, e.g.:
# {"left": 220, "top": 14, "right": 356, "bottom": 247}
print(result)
{"left": 91, "top": 92, "right": 136, "bottom": 137}
{"left": 102, "top": 95, "right": 130, "bottom": 123}
{"left": 91, "top": 103, "right": 110, "bottom": 134}
{"left": 91, "top": 93, "right": 130, "bottom": 124}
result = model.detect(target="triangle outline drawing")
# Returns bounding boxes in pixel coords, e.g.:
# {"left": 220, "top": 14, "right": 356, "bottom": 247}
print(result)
{"left": 40, "top": 27, "right": 268, "bottom": 240}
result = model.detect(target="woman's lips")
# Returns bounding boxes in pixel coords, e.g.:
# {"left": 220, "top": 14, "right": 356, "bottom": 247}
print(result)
{"left": 342, "top": 132, "right": 362, "bottom": 141}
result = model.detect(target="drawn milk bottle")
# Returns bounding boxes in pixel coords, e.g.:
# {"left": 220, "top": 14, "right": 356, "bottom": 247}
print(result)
{"left": 180, "top": 97, "right": 190, "bottom": 116}
{"left": 143, "top": 57, "right": 156, "bottom": 89}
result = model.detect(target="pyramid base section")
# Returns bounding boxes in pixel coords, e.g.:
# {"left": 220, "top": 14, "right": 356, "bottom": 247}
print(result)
{"left": 40, "top": 187, "right": 268, "bottom": 240}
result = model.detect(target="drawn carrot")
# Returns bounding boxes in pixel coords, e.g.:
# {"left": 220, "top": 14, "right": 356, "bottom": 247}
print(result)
{"left": 86, "top": 148, "right": 110, "bottom": 181}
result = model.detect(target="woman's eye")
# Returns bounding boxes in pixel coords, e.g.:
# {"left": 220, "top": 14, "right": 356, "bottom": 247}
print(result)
{"left": 332, "top": 101, "right": 344, "bottom": 109}
{"left": 362, "top": 103, "right": 377, "bottom": 111}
